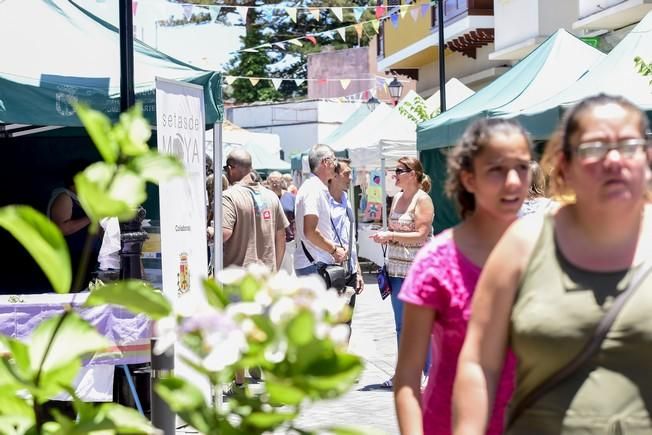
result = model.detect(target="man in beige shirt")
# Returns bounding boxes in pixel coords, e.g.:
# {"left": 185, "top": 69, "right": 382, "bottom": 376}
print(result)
{"left": 222, "top": 149, "right": 288, "bottom": 271}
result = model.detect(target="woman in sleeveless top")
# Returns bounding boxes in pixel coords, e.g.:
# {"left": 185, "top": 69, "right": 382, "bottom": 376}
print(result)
{"left": 453, "top": 94, "right": 652, "bottom": 434}
{"left": 371, "top": 156, "right": 434, "bottom": 388}
{"left": 395, "top": 119, "right": 532, "bottom": 435}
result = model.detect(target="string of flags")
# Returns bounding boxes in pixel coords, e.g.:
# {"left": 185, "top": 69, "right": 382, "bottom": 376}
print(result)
{"left": 223, "top": 75, "right": 408, "bottom": 91}
{"left": 230, "top": 1, "right": 434, "bottom": 54}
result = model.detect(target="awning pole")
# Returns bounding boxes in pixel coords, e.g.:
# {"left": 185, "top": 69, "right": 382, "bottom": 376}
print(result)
{"left": 119, "top": 0, "right": 135, "bottom": 111}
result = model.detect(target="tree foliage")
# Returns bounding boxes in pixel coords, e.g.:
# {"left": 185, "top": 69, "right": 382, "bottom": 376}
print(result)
{"left": 187, "top": 0, "right": 375, "bottom": 103}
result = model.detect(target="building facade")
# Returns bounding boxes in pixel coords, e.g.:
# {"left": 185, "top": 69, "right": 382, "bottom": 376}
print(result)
{"left": 377, "top": 0, "right": 652, "bottom": 96}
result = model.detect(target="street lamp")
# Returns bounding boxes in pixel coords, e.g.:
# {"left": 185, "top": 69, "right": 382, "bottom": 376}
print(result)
{"left": 366, "top": 96, "right": 381, "bottom": 111}
{"left": 388, "top": 77, "right": 403, "bottom": 106}
{"left": 437, "top": 0, "right": 446, "bottom": 112}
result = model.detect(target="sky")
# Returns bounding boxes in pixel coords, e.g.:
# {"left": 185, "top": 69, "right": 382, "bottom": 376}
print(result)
{"left": 75, "top": 0, "right": 244, "bottom": 71}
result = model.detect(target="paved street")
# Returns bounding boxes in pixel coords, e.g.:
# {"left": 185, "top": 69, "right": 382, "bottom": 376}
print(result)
{"left": 293, "top": 274, "right": 399, "bottom": 434}
{"left": 177, "top": 274, "right": 400, "bottom": 434}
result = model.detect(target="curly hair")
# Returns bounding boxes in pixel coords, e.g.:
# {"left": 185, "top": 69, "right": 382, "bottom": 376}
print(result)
{"left": 445, "top": 118, "right": 532, "bottom": 218}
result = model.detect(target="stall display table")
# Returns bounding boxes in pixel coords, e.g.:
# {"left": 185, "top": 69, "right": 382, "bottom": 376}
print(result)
{"left": 0, "top": 292, "right": 151, "bottom": 366}
{"left": 357, "top": 223, "right": 385, "bottom": 267}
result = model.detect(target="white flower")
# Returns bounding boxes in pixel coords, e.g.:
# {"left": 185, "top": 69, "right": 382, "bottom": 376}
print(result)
{"left": 311, "top": 288, "right": 348, "bottom": 319}
{"left": 216, "top": 267, "right": 247, "bottom": 285}
{"left": 269, "top": 296, "right": 297, "bottom": 324}
{"left": 153, "top": 316, "right": 177, "bottom": 355}
{"left": 202, "top": 328, "right": 248, "bottom": 372}
{"left": 246, "top": 263, "right": 271, "bottom": 279}
{"left": 329, "top": 324, "right": 351, "bottom": 347}
{"left": 227, "top": 301, "right": 264, "bottom": 318}
{"left": 264, "top": 339, "right": 288, "bottom": 363}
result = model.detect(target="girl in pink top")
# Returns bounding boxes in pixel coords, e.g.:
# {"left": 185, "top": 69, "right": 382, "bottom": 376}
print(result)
{"left": 394, "top": 118, "right": 533, "bottom": 435}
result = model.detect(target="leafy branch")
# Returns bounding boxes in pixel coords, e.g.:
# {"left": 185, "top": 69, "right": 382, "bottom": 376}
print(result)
{"left": 634, "top": 56, "right": 652, "bottom": 85}
{"left": 397, "top": 96, "right": 439, "bottom": 124}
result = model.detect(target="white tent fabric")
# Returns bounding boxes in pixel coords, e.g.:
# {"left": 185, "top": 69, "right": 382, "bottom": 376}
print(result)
{"left": 348, "top": 81, "right": 475, "bottom": 170}
{"left": 206, "top": 122, "right": 290, "bottom": 171}
{"left": 328, "top": 104, "right": 394, "bottom": 153}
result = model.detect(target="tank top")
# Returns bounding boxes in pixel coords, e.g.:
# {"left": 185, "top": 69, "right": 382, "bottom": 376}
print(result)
{"left": 508, "top": 215, "right": 652, "bottom": 434}
{"left": 386, "top": 191, "right": 432, "bottom": 278}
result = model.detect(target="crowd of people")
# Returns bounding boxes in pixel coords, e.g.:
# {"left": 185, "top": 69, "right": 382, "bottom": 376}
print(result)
{"left": 215, "top": 93, "right": 652, "bottom": 434}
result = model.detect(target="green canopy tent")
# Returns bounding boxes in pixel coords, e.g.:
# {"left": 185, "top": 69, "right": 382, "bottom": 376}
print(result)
{"left": 510, "top": 12, "right": 652, "bottom": 139}
{"left": 0, "top": 0, "right": 223, "bottom": 131}
{"left": 290, "top": 105, "right": 372, "bottom": 172}
{"left": 417, "top": 30, "right": 604, "bottom": 233}
{"left": 0, "top": 0, "right": 224, "bottom": 292}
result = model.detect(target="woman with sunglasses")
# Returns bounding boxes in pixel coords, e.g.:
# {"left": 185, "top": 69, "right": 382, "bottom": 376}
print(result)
{"left": 453, "top": 94, "right": 652, "bottom": 434}
{"left": 371, "top": 156, "right": 434, "bottom": 388}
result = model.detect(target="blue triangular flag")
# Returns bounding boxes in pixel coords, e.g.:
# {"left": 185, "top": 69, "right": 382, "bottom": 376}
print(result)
{"left": 353, "top": 7, "right": 365, "bottom": 22}
{"left": 420, "top": 4, "right": 429, "bottom": 16}
{"left": 391, "top": 13, "right": 399, "bottom": 27}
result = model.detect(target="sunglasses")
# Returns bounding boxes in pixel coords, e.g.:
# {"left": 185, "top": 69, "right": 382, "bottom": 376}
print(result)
{"left": 223, "top": 164, "right": 230, "bottom": 172}
{"left": 395, "top": 167, "right": 412, "bottom": 175}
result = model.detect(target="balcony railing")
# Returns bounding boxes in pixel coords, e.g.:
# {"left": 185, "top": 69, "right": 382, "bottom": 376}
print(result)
{"left": 431, "top": 0, "right": 494, "bottom": 29}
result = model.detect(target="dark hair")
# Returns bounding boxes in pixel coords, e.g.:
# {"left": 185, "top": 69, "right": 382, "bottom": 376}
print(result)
{"left": 542, "top": 94, "right": 649, "bottom": 198}
{"left": 397, "top": 156, "right": 431, "bottom": 193}
{"left": 445, "top": 118, "right": 532, "bottom": 218}
{"left": 528, "top": 161, "right": 546, "bottom": 198}
{"left": 334, "top": 158, "right": 351, "bottom": 174}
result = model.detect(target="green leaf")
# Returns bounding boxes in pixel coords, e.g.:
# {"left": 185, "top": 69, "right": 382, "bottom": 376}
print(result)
{"left": 0, "top": 206, "right": 71, "bottom": 293}
{"left": 264, "top": 379, "right": 306, "bottom": 406}
{"left": 116, "top": 104, "right": 151, "bottom": 157}
{"left": 244, "top": 410, "right": 297, "bottom": 430}
{"left": 0, "top": 393, "right": 34, "bottom": 419}
{"left": 286, "top": 310, "right": 315, "bottom": 346}
{"left": 75, "top": 163, "right": 146, "bottom": 222}
{"left": 85, "top": 280, "right": 171, "bottom": 320}
{"left": 155, "top": 376, "right": 206, "bottom": 412}
{"left": 129, "top": 151, "right": 185, "bottom": 184}
{"left": 301, "top": 352, "right": 363, "bottom": 397}
{"left": 29, "top": 312, "right": 109, "bottom": 375}
{"left": 100, "top": 402, "right": 155, "bottom": 434}
{"left": 35, "top": 358, "right": 81, "bottom": 402}
{"left": 203, "top": 279, "right": 228, "bottom": 309}
{"left": 1, "top": 338, "right": 32, "bottom": 381}
{"left": 74, "top": 103, "right": 119, "bottom": 164}
{"left": 326, "top": 426, "right": 385, "bottom": 435}
{"left": 0, "top": 415, "right": 33, "bottom": 435}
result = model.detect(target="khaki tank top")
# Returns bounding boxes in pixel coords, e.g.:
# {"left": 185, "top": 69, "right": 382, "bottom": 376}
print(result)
{"left": 508, "top": 215, "right": 652, "bottom": 434}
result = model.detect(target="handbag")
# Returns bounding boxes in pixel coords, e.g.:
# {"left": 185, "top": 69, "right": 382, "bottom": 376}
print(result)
{"left": 507, "top": 259, "right": 652, "bottom": 428}
{"left": 376, "top": 244, "right": 392, "bottom": 300}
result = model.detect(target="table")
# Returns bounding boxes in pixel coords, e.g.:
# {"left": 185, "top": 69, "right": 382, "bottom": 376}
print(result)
{"left": 0, "top": 292, "right": 151, "bottom": 366}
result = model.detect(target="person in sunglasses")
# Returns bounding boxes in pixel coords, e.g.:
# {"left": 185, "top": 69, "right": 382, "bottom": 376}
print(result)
{"left": 370, "top": 156, "right": 434, "bottom": 389}
{"left": 453, "top": 94, "right": 652, "bottom": 434}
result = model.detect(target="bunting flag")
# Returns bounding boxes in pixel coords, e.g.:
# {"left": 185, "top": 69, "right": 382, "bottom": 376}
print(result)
{"left": 271, "top": 78, "right": 283, "bottom": 90}
{"left": 242, "top": 48, "right": 259, "bottom": 53}
{"left": 295, "top": 79, "right": 306, "bottom": 86}
{"left": 371, "top": 19, "right": 380, "bottom": 33}
{"left": 208, "top": 5, "right": 221, "bottom": 21}
{"left": 287, "top": 38, "right": 303, "bottom": 47}
{"left": 336, "top": 27, "right": 347, "bottom": 41}
{"left": 236, "top": 6, "right": 248, "bottom": 22}
{"left": 308, "top": 8, "right": 321, "bottom": 21}
{"left": 259, "top": 43, "right": 272, "bottom": 48}
{"left": 305, "top": 35, "right": 318, "bottom": 45}
{"left": 248, "top": 78, "right": 260, "bottom": 86}
{"left": 390, "top": 13, "right": 399, "bottom": 28}
{"left": 410, "top": 6, "right": 420, "bottom": 21}
{"left": 285, "top": 7, "right": 297, "bottom": 22}
{"left": 400, "top": 4, "right": 410, "bottom": 18}
{"left": 274, "top": 42, "right": 286, "bottom": 49}
{"left": 340, "top": 79, "right": 351, "bottom": 90}
{"left": 375, "top": 5, "right": 385, "bottom": 19}
{"left": 421, "top": 4, "right": 429, "bottom": 16}
{"left": 225, "top": 76, "right": 237, "bottom": 85}
{"left": 331, "top": 7, "right": 343, "bottom": 22}
{"left": 354, "top": 23, "right": 363, "bottom": 39}
{"left": 353, "top": 7, "right": 365, "bottom": 22}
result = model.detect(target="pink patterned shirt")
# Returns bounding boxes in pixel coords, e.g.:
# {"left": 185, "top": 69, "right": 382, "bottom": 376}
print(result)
{"left": 399, "top": 232, "right": 516, "bottom": 435}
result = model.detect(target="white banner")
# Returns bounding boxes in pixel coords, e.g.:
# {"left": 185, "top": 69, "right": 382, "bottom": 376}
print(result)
{"left": 155, "top": 78, "right": 211, "bottom": 403}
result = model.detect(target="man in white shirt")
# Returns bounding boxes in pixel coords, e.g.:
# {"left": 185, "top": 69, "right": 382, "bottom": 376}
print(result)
{"left": 294, "top": 144, "right": 347, "bottom": 276}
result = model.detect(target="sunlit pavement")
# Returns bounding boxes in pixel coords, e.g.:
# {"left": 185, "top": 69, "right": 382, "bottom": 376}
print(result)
{"left": 176, "top": 273, "right": 399, "bottom": 434}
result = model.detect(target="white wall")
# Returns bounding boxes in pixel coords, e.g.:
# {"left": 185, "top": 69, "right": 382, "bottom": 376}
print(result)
{"left": 539, "top": 0, "right": 580, "bottom": 36}
{"left": 579, "top": 0, "right": 628, "bottom": 19}
{"left": 227, "top": 101, "right": 360, "bottom": 158}
{"left": 493, "top": 0, "right": 540, "bottom": 52}
{"left": 417, "top": 44, "right": 507, "bottom": 94}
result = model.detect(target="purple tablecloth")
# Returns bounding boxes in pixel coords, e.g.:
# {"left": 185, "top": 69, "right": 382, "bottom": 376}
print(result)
{"left": 0, "top": 293, "right": 151, "bottom": 366}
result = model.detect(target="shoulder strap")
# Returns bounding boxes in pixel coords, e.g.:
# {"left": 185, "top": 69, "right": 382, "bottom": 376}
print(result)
{"left": 508, "top": 258, "right": 652, "bottom": 427}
